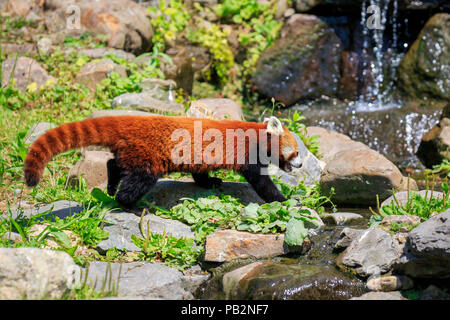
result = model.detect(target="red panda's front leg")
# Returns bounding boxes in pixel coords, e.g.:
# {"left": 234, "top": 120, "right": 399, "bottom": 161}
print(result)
{"left": 192, "top": 172, "right": 222, "bottom": 189}
{"left": 239, "top": 164, "right": 287, "bottom": 203}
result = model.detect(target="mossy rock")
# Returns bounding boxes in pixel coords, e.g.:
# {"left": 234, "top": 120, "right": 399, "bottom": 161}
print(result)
{"left": 250, "top": 14, "right": 342, "bottom": 106}
{"left": 397, "top": 13, "right": 450, "bottom": 101}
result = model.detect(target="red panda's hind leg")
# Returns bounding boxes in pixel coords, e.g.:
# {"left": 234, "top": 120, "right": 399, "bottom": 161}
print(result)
{"left": 115, "top": 170, "right": 159, "bottom": 215}
{"left": 192, "top": 172, "right": 222, "bottom": 189}
{"left": 107, "top": 158, "right": 122, "bottom": 197}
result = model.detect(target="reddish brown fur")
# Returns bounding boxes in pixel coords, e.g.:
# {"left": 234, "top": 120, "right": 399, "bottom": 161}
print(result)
{"left": 24, "top": 115, "right": 297, "bottom": 187}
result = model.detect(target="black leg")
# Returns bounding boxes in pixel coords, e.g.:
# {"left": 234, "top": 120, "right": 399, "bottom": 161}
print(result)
{"left": 107, "top": 158, "right": 122, "bottom": 197}
{"left": 240, "top": 165, "right": 287, "bottom": 203}
{"left": 115, "top": 171, "right": 159, "bottom": 214}
{"left": 192, "top": 172, "right": 222, "bottom": 189}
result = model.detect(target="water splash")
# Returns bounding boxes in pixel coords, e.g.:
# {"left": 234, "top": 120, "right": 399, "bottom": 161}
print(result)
{"left": 359, "top": 0, "right": 401, "bottom": 110}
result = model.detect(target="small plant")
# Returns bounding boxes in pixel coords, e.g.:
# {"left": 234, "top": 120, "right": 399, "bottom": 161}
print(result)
{"left": 427, "top": 159, "right": 450, "bottom": 178}
{"left": 369, "top": 182, "right": 450, "bottom": 225}
{"left": 131, "top": 211, "right": 200, "bottom": 271}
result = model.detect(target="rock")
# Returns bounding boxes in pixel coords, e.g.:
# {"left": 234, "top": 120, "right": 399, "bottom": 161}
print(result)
{"left": 75, "top": 59, "right": 127, "bottom": 91}
{"left": 320, "top": 212, "right": 364, "bottom": 226}
{"left": 84, "top": 261, "right": 208, "bottom": 299}
{"left": 219, "top": 260, "right": 365, "bottom": 300}
{"left": 334, "top": 228, "right": 364, "bottom": 250}
{"left": 37, "top": 37, "right": 53, "bottom": 56}
{"left": 393, "top": 209, "right": 450, "bottom": 278}
{"left": 419, "top": 285, "right": 450, "bottom": 300}
{"left": 417, "top": 104, "right": 450, "bottom": 168}
{"left": 144, "top": 178, "right": 265, "bottom": 209}
{"left": 88, "top": 109, "right": 156, "bottom": 119}
{"left": 350, "top": 291, "right": 407, "bottom": 300}
{"left": 183, "top": 44, "right": 212, "bottom": 80}
{"left": 186, "top": 98, "right": 244, "bottom": 121}
{"left": 366, "top": 275, "right": 414, "bottom": 292}
{"left": 24, "top": 122, "right": 55, "bottom": 145}
{"left": 337, "top": 227, "right": 401, "bottom": 277}
{"left": 380, "top": 215, "right": 422, "bottom": 232}
{"left": 43, "top": 0, "right": 153, "bottom": 54}
{"left": 1, "top": 43, "right": 37, "bottom": 58}
{"left": 0, "top": 248, "right": 80, "bottom": 300}
{"left": 9, "top": 200, "right": 84, "bottom": 221}
{"left": 160, "top": 46, "right": 194, "bottom": 95}
{"left": 204, "top": 229, "right": 307, "bottom": 262}
{"left": 381, "top": 190, "right": 444, "bottom": 208}
{"left": 77, "top": 48, "right": 136, "bottom": 62}
{"left": 307, "top": 126, "right": 417, "bottom": 206}
{"left": 112, "top": 92, "right": 184, "bottom": 114}
{"left": 97, "top": 211, "right": 195, "bottom": 253}
{"left": 397, "top": 13, "right": 450, "bottom": 101}
{"left": 1, "top": 57, "right": 55, "bottom": 92}
{"left": 268, "top": 132, "right": 323, "bottom": 186}
{"left": 1, "top": 231, "right": 22, "bottom": 242}
{"left": 251, "top": 14, "right": 342, "bottom": 106}
{"left": 140, "top": 78, "right": 178, "bottom": 101}
{"left": 68, "top": 151, "right": 114, "bottom": 191}
{"left": 2, "top": 0, "right": 44, "bottom": 17}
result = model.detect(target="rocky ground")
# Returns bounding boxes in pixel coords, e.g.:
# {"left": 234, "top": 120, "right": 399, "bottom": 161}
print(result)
{"left": 0, "top": 0, "right": 449, "bottom": 300}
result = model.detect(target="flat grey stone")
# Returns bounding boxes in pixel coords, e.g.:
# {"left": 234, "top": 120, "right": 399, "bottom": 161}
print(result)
{"left": 320, "top": 212, "right": 364, "bottom": 226}
{"left": 9, "top": 200, "right": 84, "bottom": 222}
{"left": 350, "top": 291, "right": 407, "bottom": 300}
{"left": 97, "top": 211, "right": 194, "bottom": 253}
{"left": 84, "top": 261, "right": 208, "bottom": 300}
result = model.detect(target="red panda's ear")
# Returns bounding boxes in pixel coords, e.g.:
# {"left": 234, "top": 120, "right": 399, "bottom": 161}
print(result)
{"left": 264, "top": 116, "right": 284, "bottom": 135}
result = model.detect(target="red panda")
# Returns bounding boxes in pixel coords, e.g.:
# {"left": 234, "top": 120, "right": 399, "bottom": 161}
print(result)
{"left": 24, "top": 115, "right": 302, "bottom": 212}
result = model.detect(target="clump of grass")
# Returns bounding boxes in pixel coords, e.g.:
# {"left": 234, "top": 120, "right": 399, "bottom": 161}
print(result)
{"left": 369, "top": 181, "right": 450, "bottom": 227}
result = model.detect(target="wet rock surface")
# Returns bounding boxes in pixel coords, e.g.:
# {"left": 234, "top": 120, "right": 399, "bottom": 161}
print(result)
{"left": 398, "top": 13, "right": 450, "bottom": 101}
{"left": 200, "top": 260, "right": 366, "bottom": 300}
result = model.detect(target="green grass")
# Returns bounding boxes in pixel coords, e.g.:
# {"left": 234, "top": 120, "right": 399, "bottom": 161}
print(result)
{"left": 369, "top": 182, "right": 450, "bottom": 227}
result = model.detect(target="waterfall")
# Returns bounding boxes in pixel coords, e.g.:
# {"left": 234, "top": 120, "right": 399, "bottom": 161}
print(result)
{"left": 358, "top": 0, "right": 401, "bottom": 110}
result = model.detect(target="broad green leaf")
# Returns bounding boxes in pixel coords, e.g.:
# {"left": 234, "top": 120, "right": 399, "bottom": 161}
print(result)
{"left": 285, "top": 218, "right": 308, "bottom": 247}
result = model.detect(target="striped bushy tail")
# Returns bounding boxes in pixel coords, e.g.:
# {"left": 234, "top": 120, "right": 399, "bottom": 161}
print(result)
{"left": 24, "top": 117, "right": 115, "bottom": 187}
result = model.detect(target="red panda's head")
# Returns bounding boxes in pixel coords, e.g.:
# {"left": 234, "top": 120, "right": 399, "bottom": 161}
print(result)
{"left": 264, "top": 116, "right": 302, "bottom": 172}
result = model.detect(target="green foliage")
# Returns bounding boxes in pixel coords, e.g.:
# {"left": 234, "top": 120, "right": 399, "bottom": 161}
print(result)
{"left": 274, "top": 178, "right": 335, "bottom": 214}
{"left": 148, "top": 0, "right": 191, "bottom": 52}
{"left": 131, "top": 212, "right": 200, "bottom": 271}
{"left": 370, "top": 182, "right": 450, "bottom": 225}
{"left": 187, "top": 23, "right": 235, "bottom": 83}
{"left": 427, "top": 159, "right": 450, "bottom": 178}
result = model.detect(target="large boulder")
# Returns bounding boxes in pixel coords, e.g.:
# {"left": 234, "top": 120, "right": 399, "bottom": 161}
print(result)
{"left": 1, "top": 57, "right": 55, "bottom": 92}
{"left": 0, "top": 248, "right": 80, "bottom": 300}
{"left": 397, "top": 13, "right": 450, "bottom": 101}
{"left": 416, "top": 103, "right": 450, "bottom": 168}
{"left": 42, "top": 0, "right": 153, "bottom": 54}
{"left": 393, "top": 209, "right": 450, "bottom": 278}
{"left": 251, "top": 14, "right": 342, "bottom": 106}
{"left": 307, "top": 126, "right": 417, "bottom": 206}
